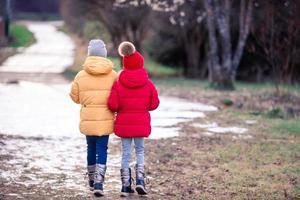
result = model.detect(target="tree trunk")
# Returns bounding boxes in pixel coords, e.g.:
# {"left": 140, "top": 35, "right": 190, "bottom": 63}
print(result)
{"left": 232, "top": 0, "right": 253, "bottom": 74}
{"left": 204, "top": 0, "right": 221, "bottom": 83}
{"left": 280, "top": 54, "right": 293, "bottom": 84}
{"left": 185, "top": 41, "right": 200, "bottom": 78}
{"left": 199, "top": 59, "right": 208, "bottom": 79}
{"left": 205, "top": 0, "right": 234, "bottom": 89}
{"left": 205, "top": 0, "right": 253, "bottom": 90}
{"left": 214, "top": 0, "right": 232, "bottom": 73}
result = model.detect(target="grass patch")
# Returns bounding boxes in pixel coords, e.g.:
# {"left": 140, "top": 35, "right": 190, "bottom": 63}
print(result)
{"left": 265, "top": 107, "right": 284, "bottom": 119}
{"left": 272, "top": 120, "right": 300, "bottom": 136}
{"left": 154, "top": 77, "right": 300, "bottom": 93}
{"left": 57, "top": 26, "right": 68, "bottom": 34}
{"left": 222, "top": 98, "right": 234, "bottom": 106}
{"left": 284, "top": 167, "right": 300, "bottom": 177}
{"left": 292, "top": 186, "right": 300, "bottom": 199}
{"left": 215, "top": 141, "right": 300, "bottom": 199}
{"left": 217, "top": 145, "right": 241, "bottom": 163}
{"left": 145, "top": 59, "right": 182, "bottom": 77}
{"left": 153, "top": 77, "right": 209, "bottom": 88}
{"left": 107, "top": 57, "right": 122, "bottom": 71}
{"left": 216, "top": 142, "right": 300, "bottom": 165}
{"left": 108, "top": 56, "right": 181, "bottom": 77}
{"left": 152, "top": 75, "right": 300, "bottom": 199}
{"left": 62, "top": 69, "right": 77, "bottom": 81}
{"left": 235, "top": 81, "right": 300, "bottom": 92}
{"left": 9, "top": 24, "right": 36, "bottom": 48}
{"left": 229, "top": 109, "right": 300, "bottom": 137}
{"left": 154, "top": 77, "right": 300, "bottom": 120}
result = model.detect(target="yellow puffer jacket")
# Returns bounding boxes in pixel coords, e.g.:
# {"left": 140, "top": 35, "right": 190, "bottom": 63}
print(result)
{"left": 70, "top": 56, "right": 117, "bottom": 136}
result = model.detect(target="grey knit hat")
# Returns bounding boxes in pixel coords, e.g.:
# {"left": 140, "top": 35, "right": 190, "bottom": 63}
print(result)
{"left": 87, "top": 39, "right": 107, "bottom": 57}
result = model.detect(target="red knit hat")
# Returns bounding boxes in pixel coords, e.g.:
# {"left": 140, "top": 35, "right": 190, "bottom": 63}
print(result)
{"left": 118, "top": 41, "right": 144, "bottom": 70}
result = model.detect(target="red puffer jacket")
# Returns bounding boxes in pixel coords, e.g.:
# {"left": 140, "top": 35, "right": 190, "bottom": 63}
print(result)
{"left": 108, "top": 68, "right": 160, "bottom": 138}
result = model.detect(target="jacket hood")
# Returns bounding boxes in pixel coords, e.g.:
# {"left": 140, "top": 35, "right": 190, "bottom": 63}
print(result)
{"left": 119, "top": 68, "right": 148, "bottom": 88}
{"left": 83, "top": 56, "right": 113, "bottom": 75}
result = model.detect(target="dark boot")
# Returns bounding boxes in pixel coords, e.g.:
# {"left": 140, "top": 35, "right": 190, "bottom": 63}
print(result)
{"left": 87, "top": 165, "right": 96, "bottom": 191}
{"left": 135, "top": 164, "right": 148, "bottom": 195}
{"left": 94, "top": 164, "right": 106, "bottom": 197}
{"left": 120, "top": 168, "right": 134, "bottom": 197}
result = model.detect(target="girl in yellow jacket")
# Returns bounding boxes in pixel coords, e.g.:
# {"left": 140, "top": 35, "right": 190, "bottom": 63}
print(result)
{"left": 69, "top": 39, "right": 117, "bottom": 197}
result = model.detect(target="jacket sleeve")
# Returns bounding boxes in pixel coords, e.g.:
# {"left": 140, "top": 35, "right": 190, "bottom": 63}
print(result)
{"left": 108, "top": 81, "right": 120, "bottom": 112}
{"left": 149, "top": 81, "right": 160, "bottom": 111}
{"left": 69, "top": 80, "right": 80, "bottom": 104}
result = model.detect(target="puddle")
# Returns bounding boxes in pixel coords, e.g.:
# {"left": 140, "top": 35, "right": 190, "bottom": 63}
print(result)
{"left": 157, "top": 97, "right": 218, "bottom": 112}
{"left": 194, "top": 123, "right": 249, "bottom": 135}
{"left": 193, "top": 122, "right": 218, "bottom": 129}
{"left": 207, "top": 127, "right": 248, "bottom": 134}
{"left": 0, "top": 136, "right": 86, "bottom": 191}
{"left": 0, "top": 82, "right": 80, "bottom": 138}
{"left": 150, "top": 97, "right": 218, "bottom": 139}
{"left": 233, "top": 135, "right": 253, "bottom": 139}
{"left": 245, "top": 120, "right": 257, "bottom": 125}
{"left": 150, "top": 127, "right": 180, "bottom": 139}
{"left": 0, "top": 135, "right": 124, "bottom": 194}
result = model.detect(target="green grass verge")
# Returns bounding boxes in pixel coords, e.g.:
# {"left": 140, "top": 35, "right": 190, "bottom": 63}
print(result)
{"left": 217, "top": 142, "right": 300, "bottom": 164}
{"left": 236, "top": 81, "right": 300, "bottom": 93}
{"left": 229, "top": 110, "right": 300, "bottom": 137}
{"left": 65, "top": 57, "right": 181, "bottom": 80}
{"left": 152, "top": 77, "right": 209, "bottom": 88}
{"left": 272, "top": 120, "right": 300, "bottom": 136}
{"left": 232, "top": 105, "right": 300, "bottom": 137}
{"left": 108, "top": 57, "right": 122, "bottom": 71}
{"left": 153, "top": 77, "right": 300, "bottom": 93}
{"left": 108, "top": 56, "right": 181, "bottom": 77}
{"left": 57, "top": 25, "right": 68, "bottom": 34}
{"left": 9, "top": 24, "right": 36, "bottom": 48}
{"left": 145, "top": 59, "right": 182, "bottom": 77}
{"left": 63, "top": 69, "right": 77, "bottom": 81}
{"left": 292, "top": 186, "right": 300, "bottom": 199}
{"left": 215, "top": 141, "right": 300, "bottom": 199}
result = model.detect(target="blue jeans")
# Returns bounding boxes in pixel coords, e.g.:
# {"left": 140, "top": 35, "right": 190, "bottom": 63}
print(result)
{"left": 86, "top": 135, "right": 109, "bottom": 165}
{"left": 121, "top": 138, "right": 144, "bottom": 169}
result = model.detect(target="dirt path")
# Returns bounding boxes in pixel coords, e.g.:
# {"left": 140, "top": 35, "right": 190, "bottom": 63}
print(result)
{"left": 0, "top": 81, "right": 223, "bottom": 199}
{"left": 0, "top": 21, "right": 74, "bottom": 84}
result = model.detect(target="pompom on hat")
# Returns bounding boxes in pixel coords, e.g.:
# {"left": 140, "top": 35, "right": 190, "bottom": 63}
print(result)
{"left": 118, "top": 41, "right": 144, "bottom": 70}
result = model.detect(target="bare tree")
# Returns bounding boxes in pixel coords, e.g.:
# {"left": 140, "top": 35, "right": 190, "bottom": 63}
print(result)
{"left": 204, "top": 0, "right": 253, "bottom": 89}
{"left": 167, "top": 1, "right": 207, "bottom": 78}
{"left": 60, "top": 0, "right": 152, "bottom": 54}
{"left": 251, "top": 0, "right": 300, "bottom": 85}
{"left": 80, "top": 0, "right": 152, "bottom": 54}
{"left": 60, "top": 0, "right": 89, "bottom": 37}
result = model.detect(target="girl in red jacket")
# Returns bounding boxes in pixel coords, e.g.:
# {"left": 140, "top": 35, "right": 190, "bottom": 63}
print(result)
{"left": 108, "top": 41, "right": 160, "bottom": 196}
